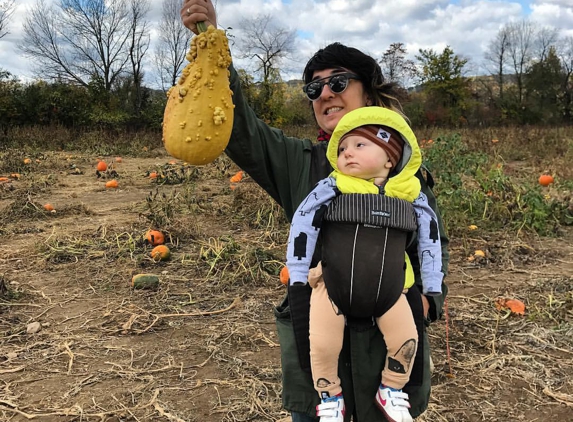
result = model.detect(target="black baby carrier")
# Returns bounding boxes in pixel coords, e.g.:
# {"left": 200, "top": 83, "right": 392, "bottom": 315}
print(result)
{"left": 321, "top": 193, "right": 417, "bottom": 319}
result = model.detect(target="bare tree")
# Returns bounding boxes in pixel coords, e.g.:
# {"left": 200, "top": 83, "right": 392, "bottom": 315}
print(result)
{"left": 556, "top": 36, "right": 573, "bottom": 120}
{"left": 505, "top": 20, "right": 536, "bottom": 105}
{"left": 127, "top": 0, "right": 150, "bottom": 113}
{"left": 535, "top": 26, "right": 559, "bottom": 62}
{"left": 484, "top": 26, "right": 511, "bottom": 99}
{"left": 20, "top": 0, "right": 133, "bottom": 91}
{"left": 235, "top": 14, "right": 296, "bottom": 84}
{"left": 153, "top": 0, "right": 192, "bottom": 91}
{"left": 379, "top": 42, "right": 416, "bottom": 87}
{"left": 0, "top": 0, "right": 15, "bottom": 39}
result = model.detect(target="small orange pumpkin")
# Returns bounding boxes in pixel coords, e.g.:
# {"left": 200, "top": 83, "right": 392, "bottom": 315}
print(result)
{"left": 0, "top": 177, "right": 9, "bottom": 183}
{"left": 279, "top": 266, "right": 289, "bottom": 285}
{"left": 115, "top": 157, "right": 123, "bottom": 163}
{"left": 43, "top": 203, "right": 55, "bottom": 212}
{"left": 105, "top": 179, "right": 119, "bottom": 188}
{"left": 230, "top": 171, "right": 244, "bottom": 183}
{"left": 23, "top": 158, "right": 32, "bottom": 165}
{"left": 97, "top": 161, "right": 108, "bottom": 172}
{"left": 149, "top": 171, "right": 158, "bottom": 179}
{"left": 150, "top": 245, "right": 171, "bottom": 261}
{"left": 145, "top": 230, "right": 165, "bottom": 246}
{"left": 538, "top": 174, "right": 554, "bottom": 187}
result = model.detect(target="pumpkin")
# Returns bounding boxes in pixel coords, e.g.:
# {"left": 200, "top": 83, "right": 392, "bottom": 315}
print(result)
{"left": 105, "top": 180, "right": 119, "bottom": 188}
{"left": 23, "top": 158, "right": 32, "bottom": 165}
{"left": 43, "top": 203, "right": 55, "bottom": 212}
{"left": 162, "top": 24, "right": 234, "bottom": 165}
{"left": 115, "top": 157, "right": 123, "bottom": 163}
{"left": 279, "top": 266, "right": 289, "bottom": 285}
{"left": 539, "top": 174, "right": 554, "bottom": 187}
{"left": 230, "top": 171, "right": 243, "bottom": 183}
{"left": 131, "top": 274, "right": 160, "bottom": 290}
{"left": 0, "top": 177, "right": 9, "bottom": 183}
{"left": 149, "top": 171, "right": 158, "bottom": 179}
{"left": 145, "top": 230, "right": 165, "bottom": 246}
{"left": 150, "top": 245, "right": 171, "bottom": 261}
{"left": 97, "top": 161, "right": 108, "bottom": 172}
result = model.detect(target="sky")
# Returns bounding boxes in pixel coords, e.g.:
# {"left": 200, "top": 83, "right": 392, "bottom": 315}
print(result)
{"left": 1, "top": 0, "right": 573, "bottom": 87}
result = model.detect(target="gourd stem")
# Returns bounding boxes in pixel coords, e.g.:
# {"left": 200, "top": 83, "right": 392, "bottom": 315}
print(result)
{"left": 197, "top": 21, "right": 207, "bottom": 33}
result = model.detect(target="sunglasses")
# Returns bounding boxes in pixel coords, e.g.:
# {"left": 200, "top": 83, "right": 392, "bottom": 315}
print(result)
{"left": 302, "top": 72, "right": 360, "bottom": 101}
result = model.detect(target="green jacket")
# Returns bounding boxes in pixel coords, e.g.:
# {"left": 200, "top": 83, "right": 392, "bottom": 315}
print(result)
{"left": 224, "top": 64, "right": 449, "bottom": 420}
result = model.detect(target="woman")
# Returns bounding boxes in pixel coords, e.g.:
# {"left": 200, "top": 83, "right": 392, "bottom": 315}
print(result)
{"left": 180, "top": 2, "right": 449, "bottom": 421}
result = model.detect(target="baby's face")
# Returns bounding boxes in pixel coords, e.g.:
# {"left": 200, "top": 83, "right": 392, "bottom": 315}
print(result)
{"left": 337, "top": 135, "right": 392, "bottom": 181}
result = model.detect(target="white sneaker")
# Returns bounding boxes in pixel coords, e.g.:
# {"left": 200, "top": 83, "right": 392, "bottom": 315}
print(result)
{"left": 375, "top": 385, "right": 413, "bottom": 422}
{"left": 316, "top": 393, "right": 345, "bottom": 422}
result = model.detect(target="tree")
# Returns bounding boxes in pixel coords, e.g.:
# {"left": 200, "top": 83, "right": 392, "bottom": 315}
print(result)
{"left": 416, "top": 46, "right": 470, "bottom": 125}
{"left": 20, "top": 0, "right": 134, "bottom": 92}
{"left": 153, "top": 0, "right": 193, "bottom": 91}
{"left": 525, "top": 46, "right": 562, "bottom": 123}
{"left": 0, "top": 0, "right": 15, "bottom": 40}
{"left": 235, "top": 14, "right": 296, "bottom": 123}
{"left": 505, "top": 20, "right": 536, "bottom": 106}
{"left": 379, "top": 43, "right": 416, "bottom": 88}
{"left": 126, "top": 0, "right": 150, "bottom": 115}
{"left": 484, "top": 25, "right": 511, "bottom": 100}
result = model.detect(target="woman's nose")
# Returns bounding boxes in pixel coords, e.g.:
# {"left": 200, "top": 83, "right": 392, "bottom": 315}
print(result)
{"left": 319, "top": 83, "right": 335, "bottom": 99}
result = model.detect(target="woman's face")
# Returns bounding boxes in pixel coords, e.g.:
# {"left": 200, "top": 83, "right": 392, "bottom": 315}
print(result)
{"left": 311, "top": 68, "right": 369, "bottom": 134}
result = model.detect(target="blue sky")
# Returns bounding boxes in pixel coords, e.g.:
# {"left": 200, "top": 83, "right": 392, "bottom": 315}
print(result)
{"left": 1, "top": 0, "right": 572, "bottom": 86}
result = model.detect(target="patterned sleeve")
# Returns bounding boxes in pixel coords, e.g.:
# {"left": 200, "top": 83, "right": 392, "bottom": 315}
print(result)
{"left": 286, "top": 177, "right": 338, "bottom": 285}
{"left": 412, "top": 191, "right": 444, "bottom": 295}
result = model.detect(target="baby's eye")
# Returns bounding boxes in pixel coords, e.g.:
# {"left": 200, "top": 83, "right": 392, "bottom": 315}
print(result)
{"left": 356, "top": 142, "right": 365, "bottom": 147}
{"left": 338, "top": 146, "right": 346, "bottom": 154}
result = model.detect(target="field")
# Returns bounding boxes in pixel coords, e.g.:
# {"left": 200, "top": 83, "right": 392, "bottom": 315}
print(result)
{"left": 1, "top": 139, "right": 572, "bottom": 421}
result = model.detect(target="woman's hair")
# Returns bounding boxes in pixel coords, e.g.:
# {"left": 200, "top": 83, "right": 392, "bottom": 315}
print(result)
{"left": 302, "top": 42, "right": 405, "bottom": 116}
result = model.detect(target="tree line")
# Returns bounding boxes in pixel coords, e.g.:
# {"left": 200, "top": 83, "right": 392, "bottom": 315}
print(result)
{"left": 0, "top": 0, "right": 572, "bottom": 138}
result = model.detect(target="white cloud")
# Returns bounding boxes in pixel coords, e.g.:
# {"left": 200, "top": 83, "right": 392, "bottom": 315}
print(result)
{"left": 1, "top": 0, "right": 572, "bottom": 86}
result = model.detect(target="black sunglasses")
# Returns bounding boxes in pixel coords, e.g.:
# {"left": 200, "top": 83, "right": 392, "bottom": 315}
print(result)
{"left": 302, "top": 72, "right": 360, "bottom": 101}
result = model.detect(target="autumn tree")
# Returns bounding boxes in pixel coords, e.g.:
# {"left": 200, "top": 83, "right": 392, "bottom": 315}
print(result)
{"left": 415, "top": 46, "right": 470, "bottom": 125}
{"left": 0, "top": 0, "right": 15, "bottom": 39}
{"left": 379, "top": 43, "right": 416, "bottom": 88}
{"left": 153, "top": 0, "right": 193, "bottom": 91}
{"left": 20, "top": 0, "right": 142, "bottom": 93}
{"left": 235, "top": 14, "right": 296, "bottom": 123}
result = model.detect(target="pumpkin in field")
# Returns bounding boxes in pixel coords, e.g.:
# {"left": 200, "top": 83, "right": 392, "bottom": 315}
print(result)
{"left": 131, "top": 274, "right": 160, "bottom": 290}
{"left": 279, "top": 266, "right": 289, "bottom": 285}
{"left": 97, "top": 161, "right": 108, "bottom": 172}
{"left": 43, "top": 203, "right": 55, "bottom": 212}
{"left": 145, "top": 230, "right": 165, "bottom": 246}
{"left": 538, "top": 174, "right": 554, "bottom": 187}
{"left": 105, "top": 180, "right": 119, "bottom": 188}
{"left": 150, "top": 245, "right": 171, "bottom": 261}
{"left": 23, "top": 158, "right": 32, "bottom": 165}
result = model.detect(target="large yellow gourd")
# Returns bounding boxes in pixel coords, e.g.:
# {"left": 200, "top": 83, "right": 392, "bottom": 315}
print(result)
{"left": 162, "top": 25, "right": 234, "bottom": 165}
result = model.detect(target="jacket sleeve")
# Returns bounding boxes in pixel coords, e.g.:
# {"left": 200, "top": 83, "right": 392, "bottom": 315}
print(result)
{"left": 223, "top": 64, "right": 313, "bottom": 220}
{"left": 412, "top": 192, "right": 444, "bottom": 296}
{"left": 286, "top": 177, "right": 337, "bottom": 284}
{"left": 409, "top": 168, "right": 449, "bottom": 323}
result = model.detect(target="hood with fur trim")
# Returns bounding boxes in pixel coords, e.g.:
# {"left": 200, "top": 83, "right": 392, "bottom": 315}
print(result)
{"left": 326, "top": 107, "right": 422, "bottom": 202}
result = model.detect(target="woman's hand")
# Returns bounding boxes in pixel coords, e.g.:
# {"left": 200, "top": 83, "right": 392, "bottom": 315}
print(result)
{"left": 181, "top": 0, "right": 217, "bottom": 35}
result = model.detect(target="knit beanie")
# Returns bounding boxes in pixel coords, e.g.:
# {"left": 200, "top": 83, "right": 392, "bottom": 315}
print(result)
{"left": 339, "top": 124, "right": 404, "bottom": 167}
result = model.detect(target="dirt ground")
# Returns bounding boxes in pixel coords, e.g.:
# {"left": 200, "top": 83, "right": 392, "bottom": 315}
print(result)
{"left": 1, "top": 150, "right": 572, "bottom": 421}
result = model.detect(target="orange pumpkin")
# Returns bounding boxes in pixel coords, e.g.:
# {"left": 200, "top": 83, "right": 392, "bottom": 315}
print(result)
{"left": 149, "top": 171, "right": 158, "bottom": 179}
{"left": 23, "top": 158, "right": 32, "bottom": 165}
{"left": 0, "top": 177, "right": 9, "bottom": 183}
{"left": 538, "top": 174, "right": 554, "bottom": 187}
{"left": 105, "top": 179, "right": 119, "bottom": 188}
{"left": 43, "top": 203, "right": 55, "bottom": 212}
{"left": 145, "top": 230, "right": 165, "bottom": 246}
{"left": 279, "top": 266, "right": 289, "bottom": 285}
{"left": 97, "top": 161, "right": 108, "bottom": 172}
{"left": 115, "top": 157, "right": 123, "bottom": 163}
{"left": 230, "top": 171, "right": 244, "bottom": 183}
{"left": 150, "top": 245, "right": 171, "bottom": 261}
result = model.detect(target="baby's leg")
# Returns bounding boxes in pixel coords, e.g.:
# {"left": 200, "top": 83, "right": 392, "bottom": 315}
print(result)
{"left": 376, "top": 293, "right": 418, "bottom": 389}
{"left": 309, "top": 280, "right": 345, "bottom": 397}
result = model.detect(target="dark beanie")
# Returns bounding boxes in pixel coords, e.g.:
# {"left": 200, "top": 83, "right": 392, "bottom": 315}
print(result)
{"left": 340, "top": 125, "right": 404, "bottom": 167}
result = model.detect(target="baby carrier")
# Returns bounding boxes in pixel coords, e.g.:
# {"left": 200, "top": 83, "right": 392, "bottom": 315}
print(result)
{"left": 321, "top": 193, "right": 417, "bottom": 319}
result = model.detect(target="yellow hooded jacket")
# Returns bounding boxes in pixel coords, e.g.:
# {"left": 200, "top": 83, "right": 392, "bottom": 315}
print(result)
{"left": 326, "top": 107, "right": 423, "bottom": 289}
